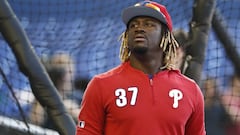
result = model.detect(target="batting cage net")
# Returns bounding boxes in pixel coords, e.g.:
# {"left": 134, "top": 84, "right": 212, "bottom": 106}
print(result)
{"left": 0, "top": 0, "right": 239, "bottom": 135}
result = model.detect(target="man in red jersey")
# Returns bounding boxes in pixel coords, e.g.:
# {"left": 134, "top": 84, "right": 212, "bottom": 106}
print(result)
{"left": 76, "top": 1, "right": 206, "bottom": 135}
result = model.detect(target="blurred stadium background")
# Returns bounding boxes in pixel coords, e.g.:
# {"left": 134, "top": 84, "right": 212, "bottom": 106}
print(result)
{"left": 0, "top": 0, "right": 239, "bottom": 134}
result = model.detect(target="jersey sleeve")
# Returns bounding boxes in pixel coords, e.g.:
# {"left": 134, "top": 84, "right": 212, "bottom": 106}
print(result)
{"left": 185, "top": 83, "right": 206, "bottom": 135}
{"left": 76, "top": 77, "right": 105, "bottom": 135}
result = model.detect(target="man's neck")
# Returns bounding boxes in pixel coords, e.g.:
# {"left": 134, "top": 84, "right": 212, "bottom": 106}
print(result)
{"left": 129, "top": 54, "right": 163, "bottom": 75}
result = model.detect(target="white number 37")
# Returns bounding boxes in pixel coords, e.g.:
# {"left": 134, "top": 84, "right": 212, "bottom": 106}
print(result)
{"left": 115, "top": 87, "right": 138, "bottom": 107}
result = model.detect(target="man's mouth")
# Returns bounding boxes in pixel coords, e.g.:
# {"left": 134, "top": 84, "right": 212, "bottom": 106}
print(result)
{"left": 134, "top": 35, "right": 146, "bottom": 42}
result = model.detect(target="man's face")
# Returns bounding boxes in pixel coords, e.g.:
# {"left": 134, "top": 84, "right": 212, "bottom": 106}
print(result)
{"left": 126, "top": 16, "right": 163, "bottom": 54}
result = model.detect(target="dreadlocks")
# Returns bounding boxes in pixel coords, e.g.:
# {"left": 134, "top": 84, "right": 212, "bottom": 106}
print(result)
{"left": 119, "top": 27, "right": 179, "bottom": 70}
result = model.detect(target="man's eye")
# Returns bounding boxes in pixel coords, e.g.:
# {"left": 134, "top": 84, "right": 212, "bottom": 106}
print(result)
{"left": 145, "top": 22, "right": 154, "bottom": 27}
{"left": 129, "top": 23, "right": 138, "bottom": 28}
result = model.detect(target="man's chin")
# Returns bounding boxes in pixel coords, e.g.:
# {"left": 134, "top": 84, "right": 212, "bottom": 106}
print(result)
{"left": 132, "top": 47, "right": 148, "bottom": 54}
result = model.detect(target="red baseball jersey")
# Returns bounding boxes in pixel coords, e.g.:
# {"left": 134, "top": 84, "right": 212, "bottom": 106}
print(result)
{"left": 76, "top": 62, "right": 205, "bottom": 135}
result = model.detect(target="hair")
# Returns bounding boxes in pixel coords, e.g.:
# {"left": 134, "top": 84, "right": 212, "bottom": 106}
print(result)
{"left": 119, "top": 24, "right": 179, "bottom": 70}
{"left": 173, "top": 29, "right": 188, "bottom": 49}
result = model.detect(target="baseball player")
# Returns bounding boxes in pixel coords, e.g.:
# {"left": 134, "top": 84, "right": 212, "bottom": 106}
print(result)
{"left": 76, "top": 1, "right": 205, "bottom": 135}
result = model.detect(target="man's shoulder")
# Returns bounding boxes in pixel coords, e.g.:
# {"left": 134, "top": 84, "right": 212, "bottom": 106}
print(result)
{"left": 168, "top": 69, "right": 197, "bottom": 85}
{"left": 94, "top": 63, "right": 126, "bottom": 80}
{"left": 180, "top": 73, "right": 196, "bottom": 83}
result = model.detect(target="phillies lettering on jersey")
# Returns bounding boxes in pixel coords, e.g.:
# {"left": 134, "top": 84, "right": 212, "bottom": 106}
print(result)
{"left": 169, "top": 89, "right": 183, "bottom": 108}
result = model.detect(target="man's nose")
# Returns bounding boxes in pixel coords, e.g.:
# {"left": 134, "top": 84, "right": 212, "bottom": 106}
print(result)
{"left": 135, "top": 24, "right": 145, "bottom": 33}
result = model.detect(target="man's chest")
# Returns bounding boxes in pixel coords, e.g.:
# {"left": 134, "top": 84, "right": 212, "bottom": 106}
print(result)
{"left": 103, "top": 82, "right": 193, "bottom": 125}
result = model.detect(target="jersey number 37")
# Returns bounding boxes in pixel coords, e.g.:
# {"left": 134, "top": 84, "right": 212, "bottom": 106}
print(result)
{"left": 115, "top": 87, "right": 138, "bottom": 107}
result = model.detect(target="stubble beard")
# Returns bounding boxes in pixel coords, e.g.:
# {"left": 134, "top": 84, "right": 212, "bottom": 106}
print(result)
{"left": 131, "top": 46, "right": 148, "bottom": 55}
